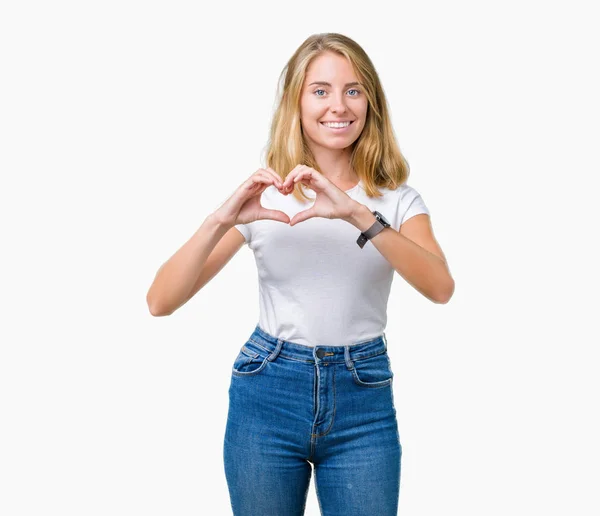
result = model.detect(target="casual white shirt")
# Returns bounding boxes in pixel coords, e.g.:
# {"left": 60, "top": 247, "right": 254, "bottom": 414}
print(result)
{"left": 235, "top": 179, "right": 430, "bottom": 347}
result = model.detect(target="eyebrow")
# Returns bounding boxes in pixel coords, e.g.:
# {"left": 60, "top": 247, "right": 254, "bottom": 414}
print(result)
{"left": 308, "top": 81, "right": 361, "bottom": 88}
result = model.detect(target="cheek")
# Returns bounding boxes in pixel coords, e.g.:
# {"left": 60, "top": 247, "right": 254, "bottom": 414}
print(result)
{"left": 358, "top": 101, "right": 369, "bottom": 119}
{"left": 301, "top": 107, "right": 320, "bottom": 122}
{"left": 301, "top": 95, "right": 322, "bottom": 116}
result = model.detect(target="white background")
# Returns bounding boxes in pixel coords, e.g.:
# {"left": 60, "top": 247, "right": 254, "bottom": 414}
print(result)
{"left": 1, "top": 0, "right": 599, "bottom": 514}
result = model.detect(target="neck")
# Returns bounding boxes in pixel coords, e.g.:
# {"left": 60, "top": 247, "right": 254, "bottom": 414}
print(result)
{"left": 308, "top": 144, "right": 358, "bottom": 184}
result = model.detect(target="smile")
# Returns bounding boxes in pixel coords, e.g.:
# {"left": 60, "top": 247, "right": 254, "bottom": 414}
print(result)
{"left": 320, "top": 121, "right": 354, "bottom": 131}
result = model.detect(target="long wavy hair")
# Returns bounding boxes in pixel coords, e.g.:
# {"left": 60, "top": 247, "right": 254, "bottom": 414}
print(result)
{"left": 263, "top": 32, "right": 411, "bottom": 203}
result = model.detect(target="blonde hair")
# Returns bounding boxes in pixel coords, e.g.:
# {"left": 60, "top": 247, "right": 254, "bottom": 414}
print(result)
{"left": 263, "top": 32, "right": 411, "bottom": 203}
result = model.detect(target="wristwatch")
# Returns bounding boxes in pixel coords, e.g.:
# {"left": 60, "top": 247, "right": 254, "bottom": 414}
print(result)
{"left": 356, "top": 210, "right": 391, "bottom": 248}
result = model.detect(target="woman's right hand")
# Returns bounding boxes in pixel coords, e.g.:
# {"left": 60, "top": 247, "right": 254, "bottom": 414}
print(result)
{"left": 213, "top": 168, "right": 294, "bottom": 227}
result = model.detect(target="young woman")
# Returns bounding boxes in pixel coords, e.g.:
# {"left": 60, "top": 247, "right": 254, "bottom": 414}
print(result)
{"left": 147, "top": 33, "right": 454, "bottom": 515}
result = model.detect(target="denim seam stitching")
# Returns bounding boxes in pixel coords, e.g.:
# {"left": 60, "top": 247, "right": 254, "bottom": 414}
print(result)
{"left": 231, "top": 355, "right": 269, "bottom": 376}
{"left": 312, "top": 365, "right": 336, "bottom": 438}
{"left": 351, "top": 367, "right": 393, "bottom": 388}
{"left": 248, "top": 338, "right": 386, "bottom": 363}
{"left": 240, "top": 346, "right": 259, "bottom": 358}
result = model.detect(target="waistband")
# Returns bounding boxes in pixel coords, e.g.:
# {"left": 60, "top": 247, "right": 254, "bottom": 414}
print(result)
{"left": 248, "top": 324, "right": 388, "bottom": 364}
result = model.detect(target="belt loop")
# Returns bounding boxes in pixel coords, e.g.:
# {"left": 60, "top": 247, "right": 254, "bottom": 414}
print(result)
{"left": 268, "top": 339, "right": 284, "bottom": 361}
{"left": 383, "top": 331, "right": 388, "bottom": 351}
{"left": 344, "top": 345, "right": 354, "bottom": 370}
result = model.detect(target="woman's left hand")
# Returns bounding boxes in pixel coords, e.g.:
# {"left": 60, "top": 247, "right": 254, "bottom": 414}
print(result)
{"left": 281, "top": 165, "right": 358, "bottom": 226}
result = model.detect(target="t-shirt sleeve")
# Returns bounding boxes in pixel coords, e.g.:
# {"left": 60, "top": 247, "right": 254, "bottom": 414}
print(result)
{"left": 399, "top": 186, "right": 430, "bottom": 227}
{"left": 234, "top": 223, "right": 251, "bottom": 245}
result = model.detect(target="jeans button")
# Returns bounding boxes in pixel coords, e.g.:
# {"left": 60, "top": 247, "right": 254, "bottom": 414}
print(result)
{"left": 316, "top": 349, "right": 325, "bottom": 359}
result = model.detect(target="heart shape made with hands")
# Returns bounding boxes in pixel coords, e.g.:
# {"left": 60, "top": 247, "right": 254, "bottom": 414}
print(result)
{"left": 266, "top": 165, "right": 358, "bottom": 226}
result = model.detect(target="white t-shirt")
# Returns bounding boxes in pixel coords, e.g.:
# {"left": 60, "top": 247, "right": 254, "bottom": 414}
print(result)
{"left": 234, "top": 179, "right": 430, "bottom": 347}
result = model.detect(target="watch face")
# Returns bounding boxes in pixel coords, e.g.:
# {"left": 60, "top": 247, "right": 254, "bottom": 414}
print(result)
{"left": 373, "top": 210, "right": 391, "bottom": 227}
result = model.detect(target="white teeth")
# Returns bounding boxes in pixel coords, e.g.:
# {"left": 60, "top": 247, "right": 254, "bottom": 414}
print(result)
{"left": 322, "top": 121, "right": 351, "bottom": 128}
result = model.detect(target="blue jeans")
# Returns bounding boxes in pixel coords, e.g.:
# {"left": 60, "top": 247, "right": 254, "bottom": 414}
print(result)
{"left": 223, "top": 324, "right": 401, "bottom": 515}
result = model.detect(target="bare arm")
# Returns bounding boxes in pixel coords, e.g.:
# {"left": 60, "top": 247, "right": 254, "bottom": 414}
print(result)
{"left": 146, "top": 167, "right": 290, "bottom": 316}
{"left": 146, "top": 214, "right": 241, "bottom": 316}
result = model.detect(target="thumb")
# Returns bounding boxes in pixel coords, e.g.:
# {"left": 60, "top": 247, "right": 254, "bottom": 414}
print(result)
{"left": 289, "top": 207, "right": 316, "bottom": 226}
{"left": 259, "top": 209, "right": 291, "bottom": 224}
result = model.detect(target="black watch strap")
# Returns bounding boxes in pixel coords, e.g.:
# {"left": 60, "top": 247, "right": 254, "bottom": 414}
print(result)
{"left": 356, "top": 211, "right": 391, "bottom": 249}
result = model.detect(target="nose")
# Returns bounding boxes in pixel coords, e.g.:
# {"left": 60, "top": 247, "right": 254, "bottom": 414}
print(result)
{"left": 330, "top": 93, "right": 348, "bottom": 114}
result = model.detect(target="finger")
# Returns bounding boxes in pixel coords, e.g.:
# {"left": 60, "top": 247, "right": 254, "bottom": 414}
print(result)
{"left": 249, "top": 172, "right": 271, "bottom": 186}
{"left": 258, "top": 169, "right": 287, "bottom": 193}
{"left": 298, "top": 167, "right": 316, "bottom": 181}
{"left": 253, "top": 171, "right": 280, "bottom": 188}
{"left": 282, "top": 165, "right": 303, "bottom": 187}
{"left": 287, "top": 170, "right": 305, "bottom": 187}
{"left": 293, "top": 170, "right": 313, "bottom": 187}
{"left": 263, "top": 167, "right": 284, "bottom": 188}
{"left": 246, "top": 173, "right": 277, "bottom": 194}
{"left": 260, "top": 168, "right": 281, "bottom": 188}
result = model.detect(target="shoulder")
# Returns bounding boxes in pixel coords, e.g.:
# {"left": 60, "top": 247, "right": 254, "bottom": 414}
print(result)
{"left": 365, "top": 182, "right": 429, "bottom": 231}
{"left": 369, "top": 181, "right": 421, "bottom": 198}
{"left": 392, "top": 183, "right": 428, "bottom": 210}
{"left": 372, "top": 182, "right": 427, "bottom": 210}
{"left": 393, "top": 182, "right": 424, "bottom": 201}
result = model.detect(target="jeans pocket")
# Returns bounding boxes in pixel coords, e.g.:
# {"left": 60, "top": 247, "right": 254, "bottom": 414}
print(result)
{"left": 351, "top": 351, "right": 394, "bottom": 388}
{"left": 231, "top": 342, "right": 270, "bottom": 377}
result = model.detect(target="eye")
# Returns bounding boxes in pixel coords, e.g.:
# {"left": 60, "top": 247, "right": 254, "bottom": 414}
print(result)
{"left": 313, "top": 88, "right": 361, "bottom": 97}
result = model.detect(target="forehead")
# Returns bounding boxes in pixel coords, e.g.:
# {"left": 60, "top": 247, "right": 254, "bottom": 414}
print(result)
{"left": 304, "top": 52, "right": 358, "bottom": 83}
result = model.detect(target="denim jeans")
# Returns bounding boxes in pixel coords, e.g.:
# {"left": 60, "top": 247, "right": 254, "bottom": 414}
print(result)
{"left": 223, "top": 324, "right": 401, "bottom": 515}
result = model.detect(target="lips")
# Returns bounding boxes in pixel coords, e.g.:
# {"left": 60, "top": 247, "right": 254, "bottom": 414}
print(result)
{"left": 320, "top": 120, "right": 355, "bottom": 133}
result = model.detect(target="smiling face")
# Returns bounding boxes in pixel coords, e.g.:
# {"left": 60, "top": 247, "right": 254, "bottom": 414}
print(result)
{"left": 299, "top": 51, "right": 368, "bottom": 152}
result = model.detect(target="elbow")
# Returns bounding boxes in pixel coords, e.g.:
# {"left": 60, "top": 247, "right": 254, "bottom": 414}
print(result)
{"left": 434, "top": 279, "right": 455, "bottom": 304}
{"left": 148, "top": 303, "right": 166, "bottom": 317}
{"left": 147, "top": 293, "right": 172, "bottom": 317}
{"left": 148, "top": 303, "right": 172, "bottom": 317}
{"left": 147, "top": 298, "right": 162, "bottom": 317}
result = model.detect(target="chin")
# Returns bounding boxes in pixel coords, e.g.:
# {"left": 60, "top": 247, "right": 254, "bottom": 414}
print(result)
{"left": 325, "top": 136, "right": 360, "bottom": 149}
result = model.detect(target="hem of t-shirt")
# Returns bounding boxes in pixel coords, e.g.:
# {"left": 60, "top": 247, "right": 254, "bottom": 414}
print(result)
{"left": 233, "top": 224, "right": 250, "bottom": 244}
{"left": 401, "top": 208, "right": 430, "bottom": 227}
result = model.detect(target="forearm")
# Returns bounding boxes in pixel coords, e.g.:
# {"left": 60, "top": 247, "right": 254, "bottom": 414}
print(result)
{"left": 146, "top": 213, "right": 231, "bottom": 316}
{"left": 345, "top": 203, "right": 453, "bottom": 303}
